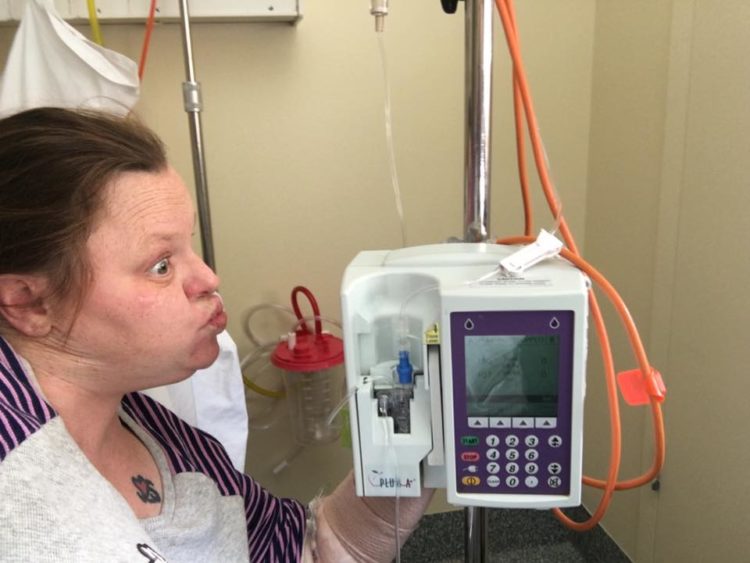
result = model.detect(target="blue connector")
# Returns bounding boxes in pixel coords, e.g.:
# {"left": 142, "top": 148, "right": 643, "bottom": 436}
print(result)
{"left": 396, "top": 350, "right": 414, "bottom": 384}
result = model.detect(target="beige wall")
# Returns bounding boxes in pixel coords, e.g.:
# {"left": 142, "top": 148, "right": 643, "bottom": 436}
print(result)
{"left": 649, "top": 1, "right": 750, "bottom": 561}
{"left": 582, "top": 0, "right": 674, "bottom": 556}
{"left": 584, "top": 0, "right": 750, "bottom": 561}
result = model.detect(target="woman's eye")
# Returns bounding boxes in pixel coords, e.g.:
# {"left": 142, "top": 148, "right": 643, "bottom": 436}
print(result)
{"left": 149, "top": 258, "right": 170, "bottom": 276}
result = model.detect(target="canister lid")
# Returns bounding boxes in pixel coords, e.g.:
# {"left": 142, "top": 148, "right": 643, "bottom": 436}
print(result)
{"left": 271, "top": 330, "right": 344, "bottom": 372}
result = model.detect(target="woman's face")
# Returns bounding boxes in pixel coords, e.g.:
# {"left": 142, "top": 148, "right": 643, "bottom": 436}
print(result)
{"left": 58, "top": 167, "right": 226, "bottom": 393}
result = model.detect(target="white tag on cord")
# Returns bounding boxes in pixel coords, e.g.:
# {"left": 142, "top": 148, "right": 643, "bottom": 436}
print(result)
{"left": 500, "top": 229, "right": 564, "bottom": 275}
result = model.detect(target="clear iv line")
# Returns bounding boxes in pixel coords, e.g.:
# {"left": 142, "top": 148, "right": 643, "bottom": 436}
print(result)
{"left": 378, "top": 33, "right": 407, "bottom": 248}
{"left": 397, "top": 285, "right": 439, "bottom": 345}
{"left": 326, "top": 375, "right": 393, "bottom": 427}
{"left": 382, "top": 405, "right": 402, "bottom": 563}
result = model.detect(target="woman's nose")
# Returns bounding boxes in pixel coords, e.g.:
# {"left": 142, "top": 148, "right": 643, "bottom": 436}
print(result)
{"left": 184, "top": 252, "right": 220, "bottom": 298}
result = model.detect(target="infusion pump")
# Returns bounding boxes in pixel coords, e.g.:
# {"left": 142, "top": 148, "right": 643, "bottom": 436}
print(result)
{"left": 341, "top": 243, "right": 589, "bottom": 509}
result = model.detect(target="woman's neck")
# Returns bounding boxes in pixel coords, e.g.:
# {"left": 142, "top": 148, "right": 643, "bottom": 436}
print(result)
{"left": 9, "top": 334, "right": 126, "bottom": 461}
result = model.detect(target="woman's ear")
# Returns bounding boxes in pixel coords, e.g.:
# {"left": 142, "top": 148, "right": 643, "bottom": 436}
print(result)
{"left": 0, "top": 275, "right": 53, "bottom": 337}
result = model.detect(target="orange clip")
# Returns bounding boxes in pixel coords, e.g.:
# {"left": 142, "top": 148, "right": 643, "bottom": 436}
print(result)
{"left": 617, "top": 368, "right": 666, "bottom": 406}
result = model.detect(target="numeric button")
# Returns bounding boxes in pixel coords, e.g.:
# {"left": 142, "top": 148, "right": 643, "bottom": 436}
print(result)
{"left": 525, "top": 435, "right": 539, "bottom": 448}
{"left": 486, "top": 435, "right": 500, "bottom": 447}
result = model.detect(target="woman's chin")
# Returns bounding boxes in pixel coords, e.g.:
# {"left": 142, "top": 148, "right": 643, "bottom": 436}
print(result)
{"left": 190, "top": 338, "right": 222, "bottom": 371}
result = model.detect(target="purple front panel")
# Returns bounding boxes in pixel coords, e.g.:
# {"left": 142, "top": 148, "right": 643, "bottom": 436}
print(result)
{"left": 451, "top": 310, "right": 574, "bottom": 497}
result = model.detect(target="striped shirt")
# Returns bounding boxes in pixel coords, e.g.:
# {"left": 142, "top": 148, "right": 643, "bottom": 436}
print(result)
{"left": 0, "top": 336, "right": 306, "bottom": 562}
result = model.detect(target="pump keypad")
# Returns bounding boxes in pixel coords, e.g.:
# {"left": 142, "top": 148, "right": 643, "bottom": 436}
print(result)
{"left": 457, "top": 420, "right": 569, "bottom": 495}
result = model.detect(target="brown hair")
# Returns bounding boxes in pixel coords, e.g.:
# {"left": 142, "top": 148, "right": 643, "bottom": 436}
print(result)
{"left": 0, "top": 107, "right": 168, "bottom": 314}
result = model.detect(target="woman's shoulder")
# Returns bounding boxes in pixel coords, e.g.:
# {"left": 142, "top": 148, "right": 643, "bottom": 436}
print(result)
{"left": 0, "top": 337, "right": 57, "bottom": 462}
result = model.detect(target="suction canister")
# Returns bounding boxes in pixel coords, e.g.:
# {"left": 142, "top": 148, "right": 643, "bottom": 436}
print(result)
{"left": 271, "top": 286, "right": 345, "bottom": 445}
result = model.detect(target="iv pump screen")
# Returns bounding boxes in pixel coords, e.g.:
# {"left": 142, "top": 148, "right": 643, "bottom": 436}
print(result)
{"left": 465, "top": 334, "right": 560, "bottom": 418}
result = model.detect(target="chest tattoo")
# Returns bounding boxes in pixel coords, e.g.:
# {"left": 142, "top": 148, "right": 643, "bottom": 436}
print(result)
{"left": 132, "top": 475, "right": 161, "bottom": 503}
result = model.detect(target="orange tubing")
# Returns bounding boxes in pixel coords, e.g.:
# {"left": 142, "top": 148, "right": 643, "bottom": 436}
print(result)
{"left": 494, "top": 0, "right": 666, "bottom": 531}
{"left": 138, "top": 0, "right": 158, "bottom": 81}
{"left": 505, "top": 0, "right": 533, "bottom": 236}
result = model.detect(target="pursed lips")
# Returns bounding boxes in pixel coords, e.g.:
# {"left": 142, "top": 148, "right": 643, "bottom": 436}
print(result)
{"left": 205, "top": 297, "right": 227, "bottom": 331}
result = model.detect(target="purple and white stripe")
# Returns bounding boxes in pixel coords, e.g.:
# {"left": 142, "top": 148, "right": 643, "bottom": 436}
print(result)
{"left": 0, "top": 337, "right": 56, "bottom": 461}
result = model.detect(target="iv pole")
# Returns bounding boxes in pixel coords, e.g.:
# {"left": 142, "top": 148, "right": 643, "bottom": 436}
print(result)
{"left": 462, "top": 0, "right": 493, "bottom": 245}
{"left": 177, "top": 0, "right": 217, "bottom": 271}
{"left": 459, "top": 0, "right": 494, "bottom": 560}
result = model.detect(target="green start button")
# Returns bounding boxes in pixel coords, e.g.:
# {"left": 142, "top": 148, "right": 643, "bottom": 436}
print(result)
{"left": 461, "top": 436, "right": 479, "bottom": 446}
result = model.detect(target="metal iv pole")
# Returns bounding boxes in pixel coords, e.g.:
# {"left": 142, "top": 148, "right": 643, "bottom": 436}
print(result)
{"left": 177, "top": 0, "right": 216, "bottom": 271}
{"left": 448, "top": 0, "right": 496, "bottom": 560}
{"left": 465, "top": 2, "right": 493, "bottom": 559}
{"left": 462, "top": 0, "right": 493, "bottom": 245}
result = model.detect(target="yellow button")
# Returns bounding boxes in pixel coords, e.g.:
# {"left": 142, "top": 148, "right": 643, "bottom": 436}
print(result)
{"left": 462, "top": 476, "right": 481, "bottom": 486}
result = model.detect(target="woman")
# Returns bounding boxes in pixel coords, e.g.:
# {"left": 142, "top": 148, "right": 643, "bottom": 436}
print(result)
{"left": 0, "top": 107, "right": 431, "bottom": 562}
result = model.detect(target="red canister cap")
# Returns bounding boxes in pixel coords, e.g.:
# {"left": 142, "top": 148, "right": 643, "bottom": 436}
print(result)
{"left": 270, "top": 285, "right": 344, "bottom": 372}
{"left": 271, "top": 330, "right": 344, "bottom": 372}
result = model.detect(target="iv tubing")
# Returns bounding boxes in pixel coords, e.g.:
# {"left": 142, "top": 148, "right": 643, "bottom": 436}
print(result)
{"left": 495, "top": 0, "right": 572, "bottom": 247}
{"left": 495, "top": 0, "right": 621, "bottom": 530}
{"left": 381, "top": 403, "right": 402, "bottom": 562}
{"left": 506, "top": 0, "right": 532, "bottom": 237}
{"left": 494, "top": 0, "right": 666, "bottom": 531}
{"left": 243, "top": 303, "right": 296, "bottom": 347}
{"left": 377, "top": 33, "right": 408, "bottom": 247}
{"left": 397, "top": 285, "right": 439, "bottom": 352}
{"left": 326, "top": 374, "right": 394, "bottom": 428}
{"left": 240, "top": 344, "right": 285, "bottom": 399}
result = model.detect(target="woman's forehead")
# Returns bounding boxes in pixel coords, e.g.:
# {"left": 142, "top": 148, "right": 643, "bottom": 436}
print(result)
{"left": 101, "top": 168, "right": 194, "bottom": 230}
